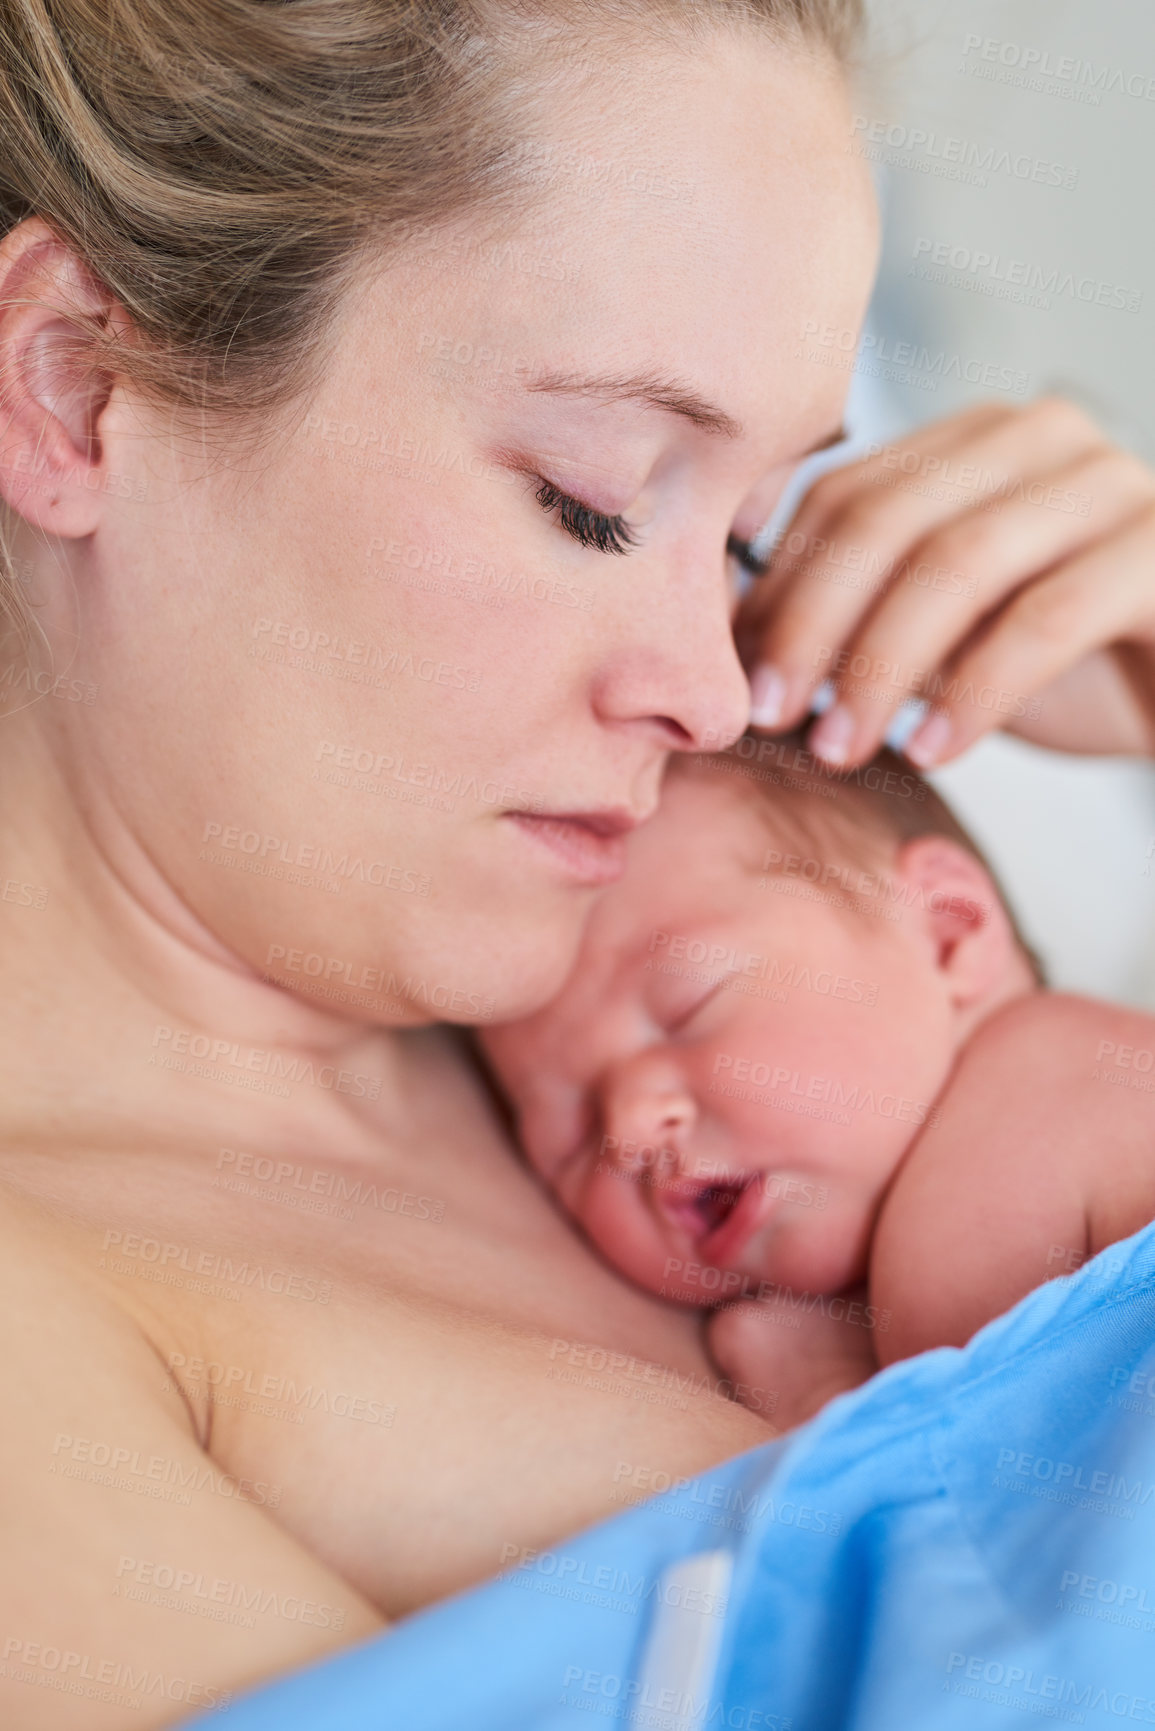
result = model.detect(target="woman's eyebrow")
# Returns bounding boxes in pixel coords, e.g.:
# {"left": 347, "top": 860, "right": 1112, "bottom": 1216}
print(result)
{"left": 524, "top": 367, "right": 745, "bottom": 439}
{"left": 522, "top": 367, "right": 848, "bottom": 459}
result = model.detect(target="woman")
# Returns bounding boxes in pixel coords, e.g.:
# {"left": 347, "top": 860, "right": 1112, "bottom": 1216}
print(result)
{"left": 0, "top": 2, "right": 1152, "bottom": 1727}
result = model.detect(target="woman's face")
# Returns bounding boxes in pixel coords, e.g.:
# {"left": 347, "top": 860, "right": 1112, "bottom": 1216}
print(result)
{"left": 40, "top": 30, "right": 877, "bottom": 1023}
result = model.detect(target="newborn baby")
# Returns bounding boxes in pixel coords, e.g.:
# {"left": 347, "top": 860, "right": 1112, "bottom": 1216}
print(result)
{"left": 481, "top": 734, "right": 1155, "bottom": 1428}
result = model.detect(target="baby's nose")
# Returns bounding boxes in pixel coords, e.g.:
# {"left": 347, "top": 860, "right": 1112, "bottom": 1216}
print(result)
{"left": 599, "top": 1057, "right": 699, "bottom": 1177}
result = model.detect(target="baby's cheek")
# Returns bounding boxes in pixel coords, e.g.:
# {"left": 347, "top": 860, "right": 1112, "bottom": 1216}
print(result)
{"left": 706, "top": 1084, "right": 819, "bottom": 1179}
{"left": 744, "top": 1185, "right": 875, "bottom": 1296}
{"left": 579, "top": 1168, "right": 673, "bottom": 1297}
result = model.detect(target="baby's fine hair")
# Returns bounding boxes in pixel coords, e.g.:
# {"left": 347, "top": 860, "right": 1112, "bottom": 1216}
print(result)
{"left": 678, "top": 728, "right": 1047, "bottom": 984}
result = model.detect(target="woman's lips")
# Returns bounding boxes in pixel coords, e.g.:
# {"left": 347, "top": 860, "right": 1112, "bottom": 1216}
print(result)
{"left": 505, "top": 810, "right": 635, "bottom": 886}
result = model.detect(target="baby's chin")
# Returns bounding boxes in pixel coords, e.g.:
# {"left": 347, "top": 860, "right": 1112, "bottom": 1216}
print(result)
{"left": 569, "top": 1150, "right": 877, "bottom": 1304}
{"left": 583, "top": 1196, "right": 872, "bottom": 1309}
{"left": 720, "top": 1204, "right": 875, "bottom": 1301}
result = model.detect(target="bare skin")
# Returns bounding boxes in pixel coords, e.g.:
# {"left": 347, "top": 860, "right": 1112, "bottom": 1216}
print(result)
{"left": 739, "top": 398, "right": 1155, "bottom": 769}
{"left": 0, "top": 28, "right": 874, "bottom": 1729}
{"left": 871, "top": 992, "right": 1155, "bottom": 1361}
{"left": 482, "top": 759, "right": 1037, "bottom": 1433}
{"left": 1, "top": 15, "right": 1152, "bottom": 1727}
{"left": 711, "top": 994, "right": 1155, "bottom": 1415}
{"left": 0, "top": 1028, "right": 771, "bottom": 1726}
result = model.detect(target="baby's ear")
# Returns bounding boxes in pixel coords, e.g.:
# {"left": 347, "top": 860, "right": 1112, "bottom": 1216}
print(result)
{"left": 893, "top": 835, "right": 1028, "bottom": 1011}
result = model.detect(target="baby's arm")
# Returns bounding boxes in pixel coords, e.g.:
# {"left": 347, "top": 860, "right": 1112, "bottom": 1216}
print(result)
{"left": 870, "top": 996, "right": 1094, "bottom": 1366}
{"left": 708, "top": 1286, "right": 882, "bottom": 1430}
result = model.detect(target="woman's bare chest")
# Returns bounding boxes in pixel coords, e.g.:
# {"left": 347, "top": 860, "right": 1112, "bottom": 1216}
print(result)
{"left": 33, "top": 1129, "right": 766, "bottom": 1619}
{"left": 165, "top": 1215, "right": 764, "bottom": 1617}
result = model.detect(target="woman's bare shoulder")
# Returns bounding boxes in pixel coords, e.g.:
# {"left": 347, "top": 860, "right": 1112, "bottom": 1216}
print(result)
{"left": 0, "top": 1181, "right": 383, "bottom": 1731}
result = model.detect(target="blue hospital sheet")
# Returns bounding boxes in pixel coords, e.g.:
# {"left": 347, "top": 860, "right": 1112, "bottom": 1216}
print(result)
{"left": 185, "top": 1218, "right": 1155, "bottom": 1729}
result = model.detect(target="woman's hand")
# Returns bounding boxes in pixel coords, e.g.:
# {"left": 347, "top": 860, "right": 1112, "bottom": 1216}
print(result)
{"left": 736, "top": 397, "right": 1155, "bottom": 769}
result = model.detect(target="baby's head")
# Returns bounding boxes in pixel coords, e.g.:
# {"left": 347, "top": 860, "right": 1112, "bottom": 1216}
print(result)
{"left": 481, "top": 734, "right": 1041, "bottom": 1305}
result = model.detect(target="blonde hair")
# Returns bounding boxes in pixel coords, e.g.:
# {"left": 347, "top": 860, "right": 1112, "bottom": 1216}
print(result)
{"left": 0, "top": 0, "right": 862, "bottom": 635}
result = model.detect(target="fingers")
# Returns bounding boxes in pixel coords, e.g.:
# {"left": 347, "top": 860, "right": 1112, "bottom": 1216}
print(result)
{"left": 905, "top": 501, "right": 1155, "bottom": 766}
{"left": 739, "top": 398, "right": 1113, "bottom": 744}
{"left": 804, "top": 444, "right": 1155, "bottom": 765}
{"left": 998, "top": 649, "right": 1155, "bottom": 758}
{"left": 735, "top": 405, "right": 1013, "bottom": 680}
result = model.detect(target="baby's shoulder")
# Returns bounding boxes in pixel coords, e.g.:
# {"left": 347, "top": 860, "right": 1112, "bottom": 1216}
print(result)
{"left": 872, "top": 992, "right": 1155, "bottom": 1362}
{"left": 913, "top": 990, "right": 1155, "bottom": 1206}
{"left": 869, "top": 994, "right": 1101, "bottom": 1361}
{"left": 963, "top": 988, "right": 1155, "bottom": 1069}
{"left": 948, "top": 991, "right": 1155, "bottom": 1149}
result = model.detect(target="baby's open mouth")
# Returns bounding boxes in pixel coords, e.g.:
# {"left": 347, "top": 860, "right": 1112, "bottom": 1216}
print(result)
{"left": 660, "top": 1176, "right": 752, "bottom": 1241}
{"left": 649, "top": 1170, "right": 777, "bottom": 1268}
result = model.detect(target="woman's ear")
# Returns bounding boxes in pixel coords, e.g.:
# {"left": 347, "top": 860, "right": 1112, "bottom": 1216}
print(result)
{"left": 0, "top": 218, "right": 120, "bottom": 538}
{"left": 894, "top": 834, "right": 1033, "bottom": 1011}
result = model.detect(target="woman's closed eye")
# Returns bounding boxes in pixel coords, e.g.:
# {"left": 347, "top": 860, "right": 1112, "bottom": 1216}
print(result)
{"left": 533, "top": 474, "right": 772, "bottom": 579}
{"left": 727, "top": 533, "right": 768, "bottom": 579}
{"left": 535, "top": 478, "right": 640, "bottom": 556}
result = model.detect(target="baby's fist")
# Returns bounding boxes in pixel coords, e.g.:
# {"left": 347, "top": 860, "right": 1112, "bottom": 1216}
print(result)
{"left": 709, "top": 1287, "right": 880, "bottom": 1431}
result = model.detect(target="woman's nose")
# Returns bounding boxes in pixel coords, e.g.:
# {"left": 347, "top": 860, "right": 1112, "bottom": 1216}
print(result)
{"left": 591, "top": 554, "right": 752, "bottom": 753}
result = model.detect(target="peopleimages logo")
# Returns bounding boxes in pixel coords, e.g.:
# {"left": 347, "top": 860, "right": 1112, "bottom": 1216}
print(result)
{"left": 200, "top": 821, "right": 429, "bottom": 896}
{"left": 114, "top": 1555, "right": 347, "bottom": 1631}
{"left": 911, "top": 237, "right": 1142, "bottom": 314}
{"left": 945, "top": 1651, "right": 1155, "bottom": 1721}
{"left": 995, "top": 1446, "right": 1155, "bottom": 1511}
{"left": 315, "top": 741, "right": 547, "bottom": 814}
{"left": 848, "top": 116, "right": 1078, "bottom": 193}
{"left": 499, "top": 1545, "right": 728, "bottom": 1617}
{"left": 801, "top": 317, "right": 1032, "bottom": 394}
{"left": 264, "top": 946, "right": 495, "bottom": 1020}
{"left": 250, "top": 617, "right": 482, "bottom": 692}
{"left": 710, "top": 1053, "right": 936, "bottom": 1128}
{"left": 0, "top": 1638, "right": 229, "bottom": 1715}
{"left": 151, "top": 1025, "right": 383, "bottom": 1099}
{"left": 960, "top": 34, "right": 1155, "bottom": 103}
{"left": 647, "top": 930, "right": 879, "bottom": 1008}
{"left": 1059, "top": 1569, "right": 1155, "bottom": 1612}
{"left": 214, "top": 1147, "right": 445, "bottom": 1222}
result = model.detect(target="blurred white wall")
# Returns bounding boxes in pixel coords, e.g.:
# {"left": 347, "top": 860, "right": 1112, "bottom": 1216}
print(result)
{"left": 845, "top": 0, "right": 1155, "bottom": 1006}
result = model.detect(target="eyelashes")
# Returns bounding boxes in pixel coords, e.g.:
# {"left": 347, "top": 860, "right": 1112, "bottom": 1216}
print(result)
{"left": 533, "top": 476, "right": 768, "bottom": 576}
{"left": 534, "top": 478, "right": 640, "bottom": 556}
{"left": 727, "top": 533, "right": 768, "bottom": 578}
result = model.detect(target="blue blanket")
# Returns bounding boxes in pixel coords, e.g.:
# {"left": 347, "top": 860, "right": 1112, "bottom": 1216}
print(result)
{"left": 187, "top": 1221, "right": 1155, "bottom": 1728}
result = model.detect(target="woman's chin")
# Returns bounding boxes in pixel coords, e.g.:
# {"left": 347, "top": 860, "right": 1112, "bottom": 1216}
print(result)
{"left": 469, "top": 921, "right": 592, "bottom": 1027}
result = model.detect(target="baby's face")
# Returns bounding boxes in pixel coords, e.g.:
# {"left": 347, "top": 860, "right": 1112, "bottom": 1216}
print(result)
{"left": 481, "top": 766, "right": 962, "bottom": 1301}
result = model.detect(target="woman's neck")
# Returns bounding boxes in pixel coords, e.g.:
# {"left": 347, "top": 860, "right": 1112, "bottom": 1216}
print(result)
{"left": 0, "top": 704, "right": 416, "bottom": 1166}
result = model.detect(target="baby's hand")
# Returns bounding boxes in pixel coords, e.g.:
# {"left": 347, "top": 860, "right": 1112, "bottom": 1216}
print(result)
{"left": 708, "top": 1286, "right": 881, "bottom": 1432}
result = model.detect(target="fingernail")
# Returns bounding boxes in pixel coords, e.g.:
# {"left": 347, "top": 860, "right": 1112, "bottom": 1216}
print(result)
{"left": 808, "top": 703, "right": 855, "bottom": 765}
{"left": 884, "top": 698, "right": 928, "bottom": 753}
{"left": 904, "top": 711, "right": 951, "bottom": 768}
{"left": 749, "top": 665, "right": 787, "bottom": 727}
